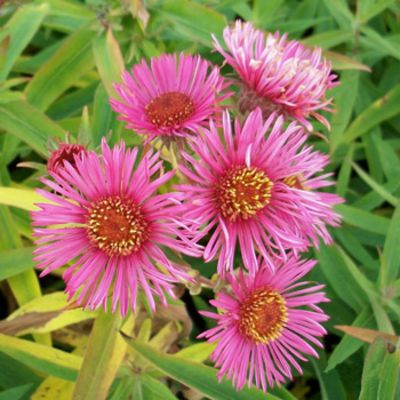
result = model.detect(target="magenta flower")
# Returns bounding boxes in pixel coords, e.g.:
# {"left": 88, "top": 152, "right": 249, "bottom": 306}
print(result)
{"left": 199, "top": 256, "right": 328, "bottom": 391}
{"left": 47, "top": 143, "right": 87, "bottom": 174}
{"left": 213, "top": 21, "right": 337, "bottom": 131}
{"left": 110, "top": 53, "right": 228, "bottom": 141}
{"left": 32, "top": 139, "right": 201, "bottom": 315}
{"left": 178, "top": 109, "right": 342, "bottom": 275}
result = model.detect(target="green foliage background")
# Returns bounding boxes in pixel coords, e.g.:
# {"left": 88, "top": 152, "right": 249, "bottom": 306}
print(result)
{"left": 0, "top": 0, "right": 399, "bottom": 399}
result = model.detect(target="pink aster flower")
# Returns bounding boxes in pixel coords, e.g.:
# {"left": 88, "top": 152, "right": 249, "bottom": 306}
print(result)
{"left": 178, "top": 109, "right": 342, "bottom": 275}
{"left": 47, "top": 143, "right": 87, "bottom": 174}
{"left": 110, "top": 53, "right": 228, "bottom": 141}
{"left": 199, "top": 256, "right": 329, "bottom": 391}
{"left": 32, "top": 139, "right": 201, "bottom": 315}
{"left": 213, "top": 20, "right": 338, "bottom": 131}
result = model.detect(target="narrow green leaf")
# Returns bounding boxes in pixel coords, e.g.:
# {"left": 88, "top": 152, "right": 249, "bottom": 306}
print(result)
{"left": 342, "top": 84, "right": 400, "bottom": 144}
{"left": 0, "top": 351, "right": 41, "bottom": 389}
{"left": 361, "top": 26, "right": 400, "bottom": 61}
{"left": 326, "top": 307, "right": 374, "bottom": 372}
{"left": 358, "top": 0, "right": 397, "bottom": 23}
{"left": 383, "top": 204, "right": 400, "bottom": 283}
{"left": 322, "top": 0, "right": 354, "bottom": 28}
{"left": 302, "top": 30, "right": 353, "bottom": 49}
{"left": 311, "top": 353, "right": 346, "bottom": 400}
{"left": 161, "top": 0, "right": 227, "bottom": 45}
{"left": 175, "top": 342, "right": 216, "bottom": 363}
{"left": 359, "top": 338, "right": 399, "bottom": 400}
{"left": 336, "top": 204, "right": 390, "bottom": 235}
{"left": 0, "top": 246, "right": 34, "bottom": 281}
{"left": 43, "top": 0, "right": 94, "bottom": 32}
{"left": 316, "top": 244, "right": 369, "bottom": 311}
{"left": 0, "top": 4, "right": 48, "bottom": 81}
{"left": 141, "top": 374, "right": 178, "bottom": 400}
{"left": 324, "top": 51, "right": 371, "bottom": 72}
{"left": 124, "top": 337, "right": 287, "bottom": 400}
{"left": 0, "top": 187, "right": 47, "bottom": 211}
{"left": 0, "top": 383, "right": 34, "bottom": 400}
{"left": 92, "top": 28, "right": 124, "bottom": 97}
{"left": 0, "top": 205, "right": 48, "bottom": 345}
{"left": 72, "top": 311, "right": 132, "bottom": 400}
{"left": 329, "top": 70, "right": 360, "bottom": 153}
{"left": 25, "top": 25, "right": 97, "bottom": 111}
{"left": 0, "top": 333, "right": 81, "bottom": 381}
{"left": 0, "top": 100, "right": 65, "bottom": 156}
{"left": 352, "top": 162, "right": 398, "bottom": 206}
{"left": 336, "top": 145, "right": 354, "bottom": 197}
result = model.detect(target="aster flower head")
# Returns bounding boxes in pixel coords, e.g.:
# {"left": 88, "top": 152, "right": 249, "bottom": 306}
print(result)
{"left": 213, "top": 20, "right": 338, "bottom": 131}
{"left": 199, "top": 256, "right": 329, "bottom": 391}
{"left": 110, "top": 53, "right": 228, "bottom": 142}
{"left": 47, "top": 143, "right": 87, "bottom": 174}
{"left": 178, "top": 109, "right": 342, "bottom": 275}
{"left": 32, "top": 139, "right": 201, "bottom": 315}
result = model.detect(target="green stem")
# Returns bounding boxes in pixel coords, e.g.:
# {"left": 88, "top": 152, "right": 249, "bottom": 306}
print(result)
{"left": 72, "top": 309, "right": 132, "bottom": 400}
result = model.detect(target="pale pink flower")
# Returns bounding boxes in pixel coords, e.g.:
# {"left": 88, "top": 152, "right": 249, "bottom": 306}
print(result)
{"left": 32, "top": 139, "right": 201, "bottom": 315}
{"left": 199, "top": 256, "right": 329, "bottom": 391}
{"left": 177, "top": 109, "right": 342, "bottom": 275}
{"left": 110, "top": 53, "right": 228, "bottom": 141}
{"left": 213, "top": 21, "right": 338, "bottom": 131}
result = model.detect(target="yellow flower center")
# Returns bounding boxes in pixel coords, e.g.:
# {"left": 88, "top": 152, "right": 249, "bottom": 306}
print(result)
{"left": 238, "top": 288, "right": 288, "bottom": 344}
{"left": 87, "top": 196, "right": 149, "bottom": 256}
{"left": 217, "top": 166, "right": 273, "bottom": 222}
{"left": 283, "top": 174, "right": 309, "bottom": 190}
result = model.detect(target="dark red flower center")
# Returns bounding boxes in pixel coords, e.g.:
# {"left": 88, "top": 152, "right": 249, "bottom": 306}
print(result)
{"left": 238, "top": 288, "right": 288, "bottom": 344}
{"left": 144, "top": 91, "right": 195, "bottom": 128}
{"left": 47, "top": 144, "right": 86, "bottom": 174}
{"left": 87, "top": 196, "right": 149, "bottom": 256}
{"left": 217, "top": 166, "right": 273, "bottom": 222}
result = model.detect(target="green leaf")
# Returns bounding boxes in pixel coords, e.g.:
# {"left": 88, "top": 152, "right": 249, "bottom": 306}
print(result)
{"left": 329, "top": 70, "right": 360, "bottom": 153}
{"left": 43, "top": 0, "right": 94, "bottom": 32}
{"left": 72, "top": 311, "right": 133, "bottom": 400}
{"left": 351, "top": 162, "right": 398, "bottom": 206}
{"left": 175, "top": 342, "right": 216, "bottom": 363}
{"left": 361, "top": 26, "right": 400, "bottom": 61}
{"left": 0, "top": 246, "right": 34, "bottom": 281}
{"left": 342, "top": 84, "right": 400, "bottom": 144}
{"left": 382, "top": 204, "right": 400, "bottom": 284}
{"left": 0, "top": 187, "right": 47, "bottom": 211}
{"left": 357, "top": 0, "right": 397, "bottom": 23}
{"left": 359, "top": 338, "right": 400, "bottom": 400}
{"left": 161, "top": 0, "right": 227, "bottom": 45}
{"left": 336, "top": 204, "right": 390, "bottom": 235}
{"left": 25, "top": 24, "right": 97, "bottom": 111}
{"left": 141, "top": 374, "right": 178, "bottom": 400}
{"left": 324, "top": 51, "right": 371, "bottom": 72}
{"left": 0, "top": 383, "right": 34, "bottom": 400}
{"left": 302, "top": 29, "right": 353, "bottom": 49}
{"left": 0, "top": 351, "right": 41, "bottom": 389}
{"left": 0, "top": 333, "right": 81, "bottom": 381}
{"left": 316, "top": 244, "right": 369, "bottom": 311}
{"left": 0, "top": 4, "right": 48, "bottom": 81}
{"left": 124, "top": 337, "right": 284, "bottom": 400}
{"left": 326, "top": 307, "right": 374, "bottom": 372}
{"left": 311, "top": 352, "right": 346, "bottom": 400}
{"left": 0, "top": 100, "right": 65, "bottom": 156}
{"left": 322, "top": 0, "right": 354, "bottom": 28}
{"left": 92, "top": 28, "right": 125, "bottom": 97}
{"left": 31, "top": 376, "right": 74, "bottom": 400}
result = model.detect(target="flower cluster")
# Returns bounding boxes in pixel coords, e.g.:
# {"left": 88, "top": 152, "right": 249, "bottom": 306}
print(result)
{"left": 32, "top": 21, "right": 341, "bottom": 392}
